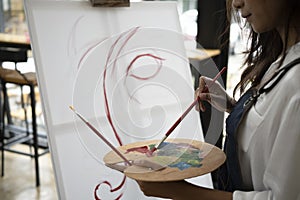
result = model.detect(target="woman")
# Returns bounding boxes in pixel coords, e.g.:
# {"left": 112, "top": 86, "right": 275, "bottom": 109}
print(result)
{"left": 137, "top": 0, "right": 300, "bottom": 199}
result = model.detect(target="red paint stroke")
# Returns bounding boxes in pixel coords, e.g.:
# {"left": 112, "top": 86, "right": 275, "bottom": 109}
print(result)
{"left": 68, "top": 16, "right": 84, "bottom": 56}
{"left": 125, "top": 145, "right": 155, "bottom": 157}
{"left": 77, "top": 38, "right": 108, "bottom": 70}
{"left": 111, "top": 27, "right": 140, "bottom": 75}
{"left": 76, "top": 26, "right": 165, "bottom": 199}
{"left": 100, "top": 27, "right": 165, "bottom": 199}
{"left": 94, "top": 28, "right": 141, "bottom": 200}
{"left": 126, "top": 53, "right": 165, "bottom": 80}
{"left": 124, "top": 53, "right": 164, "bottom": 104}
{"left": 103, "top": 27, "right": 142, "bottom": 146}
{"left": 94, "top": 176, "right": 126, "bottom": 200}
{"left": 125, "top": 146, "right": 149, "bottom": 154}
{"left": 68, "top": 16, "right": 108, "bottom": 68}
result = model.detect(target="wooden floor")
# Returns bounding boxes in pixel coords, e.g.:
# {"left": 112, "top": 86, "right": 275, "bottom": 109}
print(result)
{"left": 0, "top": 144, "right": 58, "bottom": 200}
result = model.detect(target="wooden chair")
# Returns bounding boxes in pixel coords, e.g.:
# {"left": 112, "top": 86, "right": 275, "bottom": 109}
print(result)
{"left": 0, "top": 46, "right": 48, "bottom": 187}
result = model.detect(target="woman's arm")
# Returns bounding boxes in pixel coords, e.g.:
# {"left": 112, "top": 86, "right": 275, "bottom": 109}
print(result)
{"left": 137, "top": 180, "right": 232, "bottom": 200}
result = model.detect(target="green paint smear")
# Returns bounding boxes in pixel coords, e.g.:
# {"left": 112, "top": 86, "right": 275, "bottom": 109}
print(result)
{"left": 150, "top": 142, "right": 203, "bottom": 170}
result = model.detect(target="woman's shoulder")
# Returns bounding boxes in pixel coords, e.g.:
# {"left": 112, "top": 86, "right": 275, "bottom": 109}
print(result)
{"left": 282, "top": 60, "right": 300, "bottom": 87}
{"left": 262, "top": 56, "right": 300, "bottom": 94}
{"left": 274, "top": 65, "right": 300, "bottom": 98}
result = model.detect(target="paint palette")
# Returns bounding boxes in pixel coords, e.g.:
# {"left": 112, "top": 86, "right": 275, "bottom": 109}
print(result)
{"left": 104, "top": 138, "right": 226, "bottom": 181}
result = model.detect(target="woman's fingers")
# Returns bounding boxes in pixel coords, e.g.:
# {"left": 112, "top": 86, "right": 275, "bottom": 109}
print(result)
{"left": 197, "top": 76, "right": 231, "bottom": 112}
{"left": 137, "top": 180, "right": 188, "bottom": 198}
{"left": 195, "top": 84, "right": 212, "bottom": 112}
{"left": 199, "top": 76, "right": 208, "bottom": 92}
{"left": 196, "top": 76, "right": 215, "bottom": 112}
{"left": 195, "top": 87, "right": 202, "bottom": 111}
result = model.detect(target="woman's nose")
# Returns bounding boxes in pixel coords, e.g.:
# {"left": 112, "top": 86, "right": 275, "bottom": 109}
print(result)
{"left": 232, "top": 0, "right": 244, "bottom": 9}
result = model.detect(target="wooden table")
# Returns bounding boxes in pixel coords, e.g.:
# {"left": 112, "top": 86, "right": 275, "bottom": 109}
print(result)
{"left": 187, "top": 48, "right": 221, "bottom": 89}
{"left": 0, "top": 33, "right": 31, "bottom": 50}
{"left": 187, "top": 48, "right": 220, "bottom": 61}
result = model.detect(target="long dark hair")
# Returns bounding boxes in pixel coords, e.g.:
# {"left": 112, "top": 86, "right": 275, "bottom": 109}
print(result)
{"left": 227, "top": 0, "right": 300, "bottom": 97}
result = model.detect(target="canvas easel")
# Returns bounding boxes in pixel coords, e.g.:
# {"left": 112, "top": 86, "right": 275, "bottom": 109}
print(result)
{"left": 24, "top": 0, "right": 213, "bottom": 199}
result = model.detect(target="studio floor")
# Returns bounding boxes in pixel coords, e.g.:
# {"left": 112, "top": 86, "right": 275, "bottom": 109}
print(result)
{"left": 0, "top": 144, "right": 58, "bottom": 200}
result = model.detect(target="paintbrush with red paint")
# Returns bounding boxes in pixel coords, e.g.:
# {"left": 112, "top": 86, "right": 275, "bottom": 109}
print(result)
{"left": 151, "top": 67, "right": 227, "bottom": 152}
{"left": 69, "top": 106, "right": 132, "bottom": 166}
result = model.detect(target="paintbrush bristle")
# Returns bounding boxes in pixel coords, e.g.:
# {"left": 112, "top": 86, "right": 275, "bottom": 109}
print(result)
{"left": 69, "top": 105, "right": 75, "bottom": 111}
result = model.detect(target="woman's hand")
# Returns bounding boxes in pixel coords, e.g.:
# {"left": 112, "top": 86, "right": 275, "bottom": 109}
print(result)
{"left": 137, "top": 180, "right": 233, "bottom": 200}
{"left": 136, "top": 180, "right": 190, "bottom": 199}
{"left": 195, "top": 76, "right": 236, "bottom": 113}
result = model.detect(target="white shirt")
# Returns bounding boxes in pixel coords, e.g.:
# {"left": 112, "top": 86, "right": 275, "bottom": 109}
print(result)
{"left": 233, "top": 42, "right": 300, "bottom": 200}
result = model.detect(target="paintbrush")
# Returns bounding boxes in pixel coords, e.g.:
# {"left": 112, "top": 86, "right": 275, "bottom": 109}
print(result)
{"left": 203, "top": 66, "right": 227, "bottom": 92}
{"left": 69, "top": 106, "right": 132, "bottom": 166}
{"left": 152, "top": 67, "right": 227, "bottom": 152}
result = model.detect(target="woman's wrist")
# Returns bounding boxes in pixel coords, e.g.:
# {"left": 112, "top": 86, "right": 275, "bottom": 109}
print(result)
{"left": 172, "top": 182, "right": 233, "bottom": 200}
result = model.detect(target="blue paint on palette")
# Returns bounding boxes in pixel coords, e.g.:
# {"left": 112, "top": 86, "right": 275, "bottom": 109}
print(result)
{"left": 153, "top": 142, "right": 203, "bottom": 171}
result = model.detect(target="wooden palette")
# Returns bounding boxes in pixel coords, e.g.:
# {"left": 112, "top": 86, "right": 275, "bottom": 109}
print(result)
{"left": 104, "top": 138, "right": 226, "bottom": 181}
